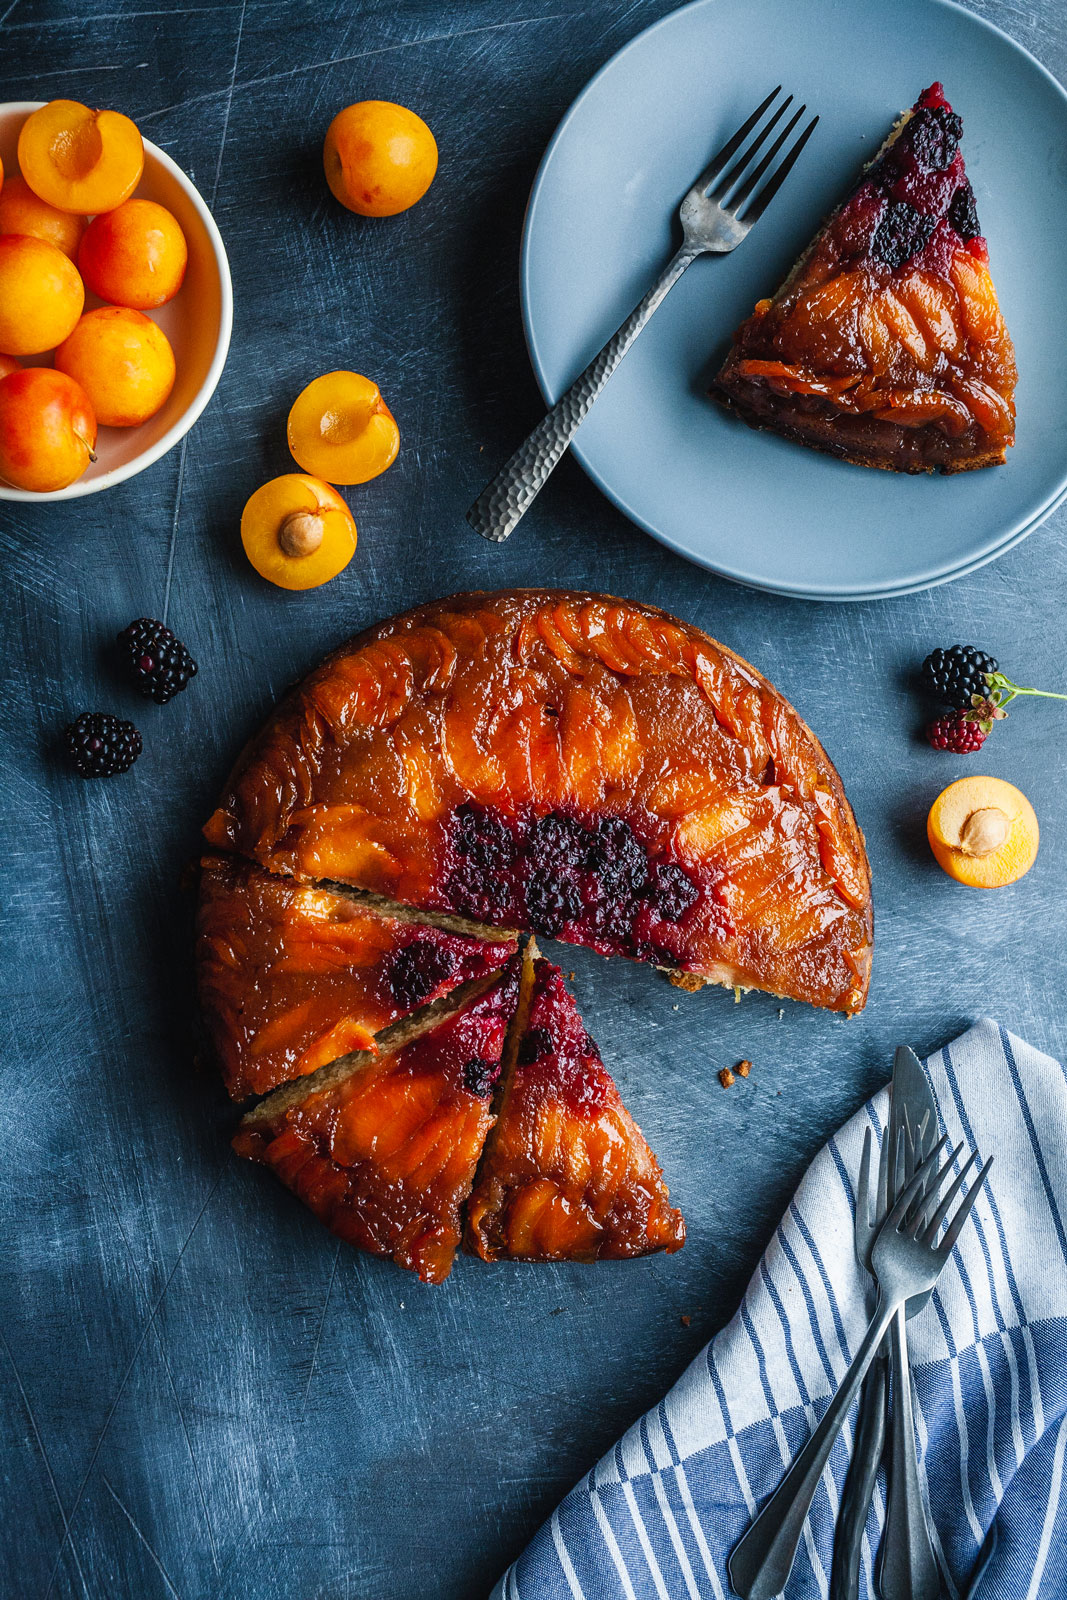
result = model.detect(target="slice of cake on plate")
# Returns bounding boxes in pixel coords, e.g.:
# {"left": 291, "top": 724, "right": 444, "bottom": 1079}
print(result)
{"left": 197, "top": 853, "right": 516, "bottom": 1100}
{"left": 466, "top": 946, "right": 685, "bottom": 1263}
{"left": 714, "top": 84, "right": 1016, "bottom": 473}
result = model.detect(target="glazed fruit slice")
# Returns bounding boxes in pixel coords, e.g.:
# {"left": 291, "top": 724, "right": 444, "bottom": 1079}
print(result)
{"left": 204, "top": 590, "right": 872, "bottom": 1013}
{"left": 714, "top": 84, "right": 1016, "bottom": 473}
{"left": 197, "top": 854, "right": 517, "bottom": 1100}
{"left": 466, "top": 949, "right": 685, "bottom": 1262}
{"left": 232, "top": 960, "right": 521, "bottom": 1284}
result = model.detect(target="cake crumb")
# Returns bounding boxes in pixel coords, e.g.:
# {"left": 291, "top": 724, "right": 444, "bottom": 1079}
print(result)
{"left": 737, "top": 1059, "right": 752, "bottom": 1078}
{"left": 680, "top": 1314, "right": 691, "bottom": 1328}
{"left": 719, "top": 1067, "right": 735, "bottom": 1089}
{"left": 778, "top": 1008, "right": 785, "bottom": 1022}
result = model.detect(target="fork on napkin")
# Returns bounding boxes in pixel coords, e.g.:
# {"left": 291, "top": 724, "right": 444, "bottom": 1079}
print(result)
{"left": 491, "top": 1021, "right": 1067, "bottom": 1600}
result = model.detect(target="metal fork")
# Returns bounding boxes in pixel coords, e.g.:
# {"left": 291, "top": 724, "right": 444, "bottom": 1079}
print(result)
{"left": 467, "top": 87, "right": 818, "bottom": 542}
{"left": 729, "top": 1135, "right": 992, "bottom": 1600}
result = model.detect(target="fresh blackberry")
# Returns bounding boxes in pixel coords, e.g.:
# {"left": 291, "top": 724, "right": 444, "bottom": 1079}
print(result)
{"left": 948, "top": 181, "right": 980, "bottom": 241}
{"left": 64, "top": 711, "right": 142, "bottom": 778}
{"left": 116, "top": 617, "right": 198, "bottom": 704}
{"left": 926, "top": 712, "right": 988, "bottom": 754}
{"left": 451, "top": 803, "right": 515, "bottom": 871}
{"left": 518, "top": 1027, "right": 553, "bottom": 1065}
{"left": 870, "top": 201, "right": 937, "bottom": 271}
{"left": 921, "top": 645, "right": 998, "bottom": 709}
{"left": 647, "top": 861, "right": 698, "bottom": 923}
{"left": 525, "top": 869, "right": 582, "bottom": 936}
{"left": 908, "top": 105, "right": 962, "bottom": 172}
{"left": 462, "top": 1057, "right": 498, "bottom": 1098}
{"left": 529, "top": 811, "right": 588, "bottom": 872}
{"left": 388, "top": 939, "right": 456, "bottom": 1009}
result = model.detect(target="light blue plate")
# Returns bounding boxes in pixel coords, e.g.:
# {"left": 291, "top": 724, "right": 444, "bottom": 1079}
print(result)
{"left": 521, "top": 0, "right": 1067, "bottom": 599}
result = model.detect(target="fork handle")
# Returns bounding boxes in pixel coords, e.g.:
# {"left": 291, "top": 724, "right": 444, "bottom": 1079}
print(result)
{"left": 729, "top": 1293, "right": 899, "bottom": 1600}
{"left": 831, "top": 1355, "right": 888, "bottom": 1600}
{"left": 466, "top": 244, "right": 699, "bottom": 541}
{"left": 878, "top": 1308, "right": 941, "bottom": 1600}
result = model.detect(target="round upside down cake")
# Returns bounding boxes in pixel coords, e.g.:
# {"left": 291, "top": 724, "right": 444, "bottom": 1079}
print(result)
{"left": 200, "top": 589, "right": 872, "bottom": 1281}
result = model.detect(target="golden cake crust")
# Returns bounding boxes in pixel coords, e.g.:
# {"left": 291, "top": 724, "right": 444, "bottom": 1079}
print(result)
{"left": 204, "top": 589, "right": 872, "bottom": 1013}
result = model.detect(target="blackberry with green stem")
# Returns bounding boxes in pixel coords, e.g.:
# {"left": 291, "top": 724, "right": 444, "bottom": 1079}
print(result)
{"left": 920, "top": 645, "right": 999, "bottom": 709}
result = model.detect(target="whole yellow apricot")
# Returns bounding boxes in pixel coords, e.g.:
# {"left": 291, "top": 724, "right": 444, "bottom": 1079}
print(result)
{"left": 927, "top": 776, "right": 1039, "bottom": 888}
{"left": 0, "top": 367, "right": 97, "bottom": 493}
{"left": 55, "top": 307, "right": 175, "bottom": 427}
{"left": 0, "top": 173, "right": 86, "bottom": 259}
{"left": 241, "top": 474, "right": 357, "bottom": 590}
{"left": 79, "top": 199, "right": 188, "bottom": 309}
{"left": 288, "top": 371, "right": 399, "bottom": 485}
{"left": 323, "top": 101, "right": 437, "bottom": 217}
{"left": 0, "top": 234, "right": 84, "bottom": 355}
{"left": 18, "top": 99, "right": 144, "bottom": 214}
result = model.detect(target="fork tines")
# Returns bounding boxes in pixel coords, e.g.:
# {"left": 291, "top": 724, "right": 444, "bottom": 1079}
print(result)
{"left": 690, "top": 86, "right": 819, "bottom": 222}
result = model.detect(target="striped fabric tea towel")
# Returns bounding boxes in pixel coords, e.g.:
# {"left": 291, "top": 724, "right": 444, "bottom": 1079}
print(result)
{"left": 492, "top": 1020, "right": 1067, "bottom": 1600}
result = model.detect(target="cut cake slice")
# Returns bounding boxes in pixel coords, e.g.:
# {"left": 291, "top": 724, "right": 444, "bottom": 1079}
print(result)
{"left": 197, "top": 853, "right": 517, "bottom": 1100}
{"left": 233, "top": 960, "right": 521, "bottom": 1284}
{"left": 714, "top": 83, "right": 1016, "bottom": 473}
{"left": 465, "top": 947, "right": 685, "bottom": 1263}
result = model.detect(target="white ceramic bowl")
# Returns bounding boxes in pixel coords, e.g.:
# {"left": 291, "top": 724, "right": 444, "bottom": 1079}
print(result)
{"left": 0, "top": 101, "right": 233, "bottom": 501}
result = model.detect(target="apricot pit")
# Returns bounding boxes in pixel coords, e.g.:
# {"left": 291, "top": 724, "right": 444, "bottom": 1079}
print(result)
{"left": 927, "top": 776, "right": 1039, "bottom": 888}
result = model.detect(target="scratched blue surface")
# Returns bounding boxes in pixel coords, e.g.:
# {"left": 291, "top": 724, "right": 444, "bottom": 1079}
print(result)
{"left": 1, "top": 4, "right": 1065, "bottom": 1598}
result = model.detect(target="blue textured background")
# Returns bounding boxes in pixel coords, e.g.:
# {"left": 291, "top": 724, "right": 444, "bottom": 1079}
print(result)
{"left": 1, "top": 3, "right": 1065, "bottom": 1597}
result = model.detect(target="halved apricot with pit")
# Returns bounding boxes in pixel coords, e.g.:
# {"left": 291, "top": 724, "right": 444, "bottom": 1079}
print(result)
{"left": 287, "top": 371, "right": 399, "bottom": 485}
{"left": 0, "top": 173, "right": 86, "bottom": 259}
{"left": 0, "top": 367, "right": 97, "bottom": 493}
{"left": 18, "top": 99, "right": 144, "bottom": 215}
{"left": 241, "top": 474, "right": 357, "bottom": 590}
{"left": 56, "top": 306, "right": 175, "bottom": 427}
{"left": 0, "top": 234, "right": 84, "bottom": 355}
{"left": 927, "top": 776, "right": 1039, "bottom": 888}
{"left": 79, "top": 199, "right": 188, "bottom": 309}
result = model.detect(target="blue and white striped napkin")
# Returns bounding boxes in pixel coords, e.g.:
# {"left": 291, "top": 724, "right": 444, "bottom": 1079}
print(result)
{"left": 492, "top": 1020, "right": 1067, "bottom": 1600}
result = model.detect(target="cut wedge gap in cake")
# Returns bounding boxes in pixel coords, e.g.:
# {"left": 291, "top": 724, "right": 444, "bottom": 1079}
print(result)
{"left": 197, "top": 854, "right": 517, "bottom": 1101}
{"left": 714, "top": 83, "right": 1016, "bottom": 473}
{"left": 465, "top": 944, "right": 686, "bottom": 1263}
{"left": 234, "top": 958, "right": 524, "bottom": 1284}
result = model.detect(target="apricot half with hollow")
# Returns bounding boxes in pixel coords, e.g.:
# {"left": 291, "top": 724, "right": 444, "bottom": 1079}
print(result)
{"left": 0, "top": 234, "right": 84, "bottom": 355}
{"left": 287, "top": 371, "right": 399, "bottom": 485}
{"left": 323, "top": 101, "right": 437, "bottom": 217}
{"left": 927, "top": 776, "right": 1039, "bottom": 888}
{"left": 56, "top": 307, "right": 175, "bottom": 427}
{"left": 241, "top": 474, "right": 357, "bottom": 590}
{"left": 0, "top": 367, "right": 97, "bottom": 492}
{"left": 0, "top": 174, "right": 86, "bottom": 259}
{"left": 18, "top": 100, "right": 144, "bottom": 215}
